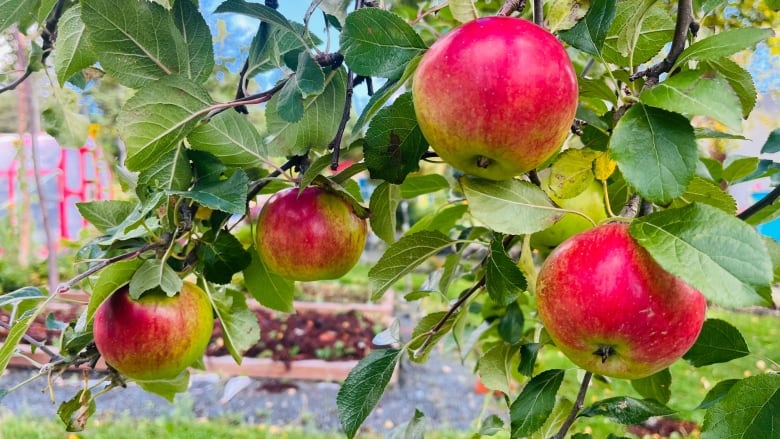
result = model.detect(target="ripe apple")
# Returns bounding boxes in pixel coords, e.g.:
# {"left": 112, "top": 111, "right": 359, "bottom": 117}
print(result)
{"left": 536, "top": 223, "right": 706, "bottom": 379}
{"left": 412, "top": 16, "right": 578, "bottom": 180}
{"left": 93, "top": 282, "right": 214, "bottom": 381}
{"left": 255, "top": 187, "right": 368, "bottom": 281}
{"left": 532, "top": 175, "right": 608, "bottom": 249}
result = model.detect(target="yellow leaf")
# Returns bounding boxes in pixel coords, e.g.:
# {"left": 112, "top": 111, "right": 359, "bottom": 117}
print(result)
{"left": 594, "top": 153, "right": 617, "bottom": 181}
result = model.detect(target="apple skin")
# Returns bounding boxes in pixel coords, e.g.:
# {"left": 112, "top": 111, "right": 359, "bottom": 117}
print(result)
{"left": 255, "top": 187, "right": 368, "bottom": 281}
{"left": 536, "top": 223, "right": 706, "bottom": 379}
{"left": 93, "top": 282, "right": 214, "bottom": 381}
{"left": 532, "top": 179, "right": 608, "bottom": 249}
{"left": 412, "top": 17, "right": 578, "bottom": 180}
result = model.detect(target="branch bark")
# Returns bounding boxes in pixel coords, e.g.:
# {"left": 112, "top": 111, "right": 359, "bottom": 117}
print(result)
{"left": 738, "top": 184, "right": 780, "bottom": 221}
{"left": 550, "top": 371, "right": 592, "bottom": 439}
{"left": 630, "top": 0, "right": 695, "bottom": 85}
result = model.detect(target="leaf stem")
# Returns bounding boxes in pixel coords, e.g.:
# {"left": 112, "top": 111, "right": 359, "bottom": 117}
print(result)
{"left": 550, "top": 371, "right": 592, "bottom": 439}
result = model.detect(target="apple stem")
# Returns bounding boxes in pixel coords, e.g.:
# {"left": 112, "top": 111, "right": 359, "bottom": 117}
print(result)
{"left": 497, "top": 0, "right": 527, "bottom": 16}
{"left": 550, "top": 371, "right": 593, "bottom": 439}
{"left": 528, "top": 170, "right": 541, "bottom": 186}
{"left": 593, "top": 345, "right": 616, "bottom": 363}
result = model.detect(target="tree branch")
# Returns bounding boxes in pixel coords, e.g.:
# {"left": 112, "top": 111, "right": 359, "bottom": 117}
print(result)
{"left": 328, "top": 70, "right": 354, "bottom": 170}
{"left": 630, "top": 0, "right": 695, "bottom": 85}
{"left": 533, "top": 0, "right": 544, "bottom": 25}
{"left": 0, "top": 320, "right": 64, "bottom": 363}
{"left": 246, "top": 156, "right": 301, "bottom": 200}
{"left": 550, "top": 371, "right": 592, "bottom": 439}
{"left": 738, "top": 184, "right": 780, "bottom": 220}
{"left": 497, "top": 0, "right": 527, "bottom": 16}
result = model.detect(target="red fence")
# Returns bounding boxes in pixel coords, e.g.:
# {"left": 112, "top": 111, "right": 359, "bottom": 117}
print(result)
{"left": 0, "top": 132, "right": 112, "bottom": 247}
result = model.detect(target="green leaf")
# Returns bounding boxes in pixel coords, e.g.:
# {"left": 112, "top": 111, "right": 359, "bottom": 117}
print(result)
{"left": 449, "top": 0, "right": 477, "bottom": 22}
{"left": 764, "top": 237, "right": 780, "bottom": 283}
{"left": 369, "top": 231, "right": 454, "bottom": 300}
{"left": 353, "top": 55, "right": 421, "bottom": 133}
{"left": 530, "top": 398, "right": 575, "bottom": 439}
{"left": 399, "top": 174, "right": 449, "bottom": 198}
{"left": 207, "top": 287, "right": 260, "bottom": 363}
{"left": 337, "top": 349, "right": 402, "bottom": 439}
{"left": 364, "top": 92, "right": 428, "bottom": 184}
{"left": 119, "top": 75, "right": 212, "bottom": 171}
{"left": 579, "top": 397, "right": 675, "bottom": 424}
{"left": 696, "top": 379, "right": 740, "bottom": 410}
{"left": 559, "top": 0, "right": 617, "bottom": 56}
{"left": 406, "top": 202, "right": 468, "bottom": 236}
{"left": 702, "top": 374, "right": 780, "bottom": 439}
{"left": 602, "top": 0, "right": 675, "bottom": 66}
{"left": 478, "top": 343, "right": 514, "bottom": 395}
{"left": 498, "top": 302, "right": 525, "bottom": 345}
{"left": 388, "top": 409, "right": 426, "bottom": 439}
{"left": 0, "top": 0, "right": 38, "bottom": 34}
{"left": 295, "top": 51, "right": 325, "bottom": 95}
{"left": 369, "top": 182, "right": 401, "bottom": 244}
{"left": 242, "top": 249, "right": 295, "bottom": 313}
{"left": 85, "top": 260, "right": 143, "bottom": 325}
{"left": 669, "top": 176, "right": 736, "bottom": 214}
{"left": 518, "top": 343, "right": 541, "bottom": 377}
{"left": 0, "top": 287, "right": 45, "bottom": 308}
{"left": 55, "top": 5, "right": 96, "bottom": 87}
{"left": 215, "top": 0, "right": 299, "bottom": 36}
{"left": 701, "top": 58, "right": 757, "bottom": 118}
{"left": 340, "top": 8, "right": 426, "bottom": 78}
{"left": 57, "top": 389, "right": 96, "bottom": 432}
{"left": 630, "top": 203, "right": 773, "bottom": 307}
{"left": 722, "top": 156, "right": 760, "bottom": 183}
{"left": 76, "top": 200, "right": 137, "bottom": 234}
{"left": 136, "top": 146, "right": 192, "bottom": 201}
{"left": 640, "top": 70, "right": 743, "bottom": 132}
{"left": 631, "top": 369, "right": 672, "bottom": 405}
{"left": 480, "top": 415, "right": 505, "bottom": 436}
{"left": 169, "top": 169, "right": 249, "bottom": 215}
{"left": 197, "top": 231, "right": 251, "bottom": 285}
{"left": 408, "top": 311, "right": 456, "bottom": 362}
{"left": 81, "top": 0, "right": 187, "bottom": 88}
{"left": 245, "top": 21, "right": 313, "bottom": 75}
{"left": 42, "top": 104, "right": 90, "bottom": 149}
{"left": 265, "top": 69, "right": 346, "bottom": 157}
{"left": 683, "top": 319, "right": 750, "bottom": 367}
{"left": 460, "top": 177, "right": 562, "bottom": 235}
{"left": 276, "top": 78, "right": 305, "bottom": 123}
{"left": 548, "top": 149, "right": 600, "bottom": 199}
{"left": 761, "top": 128, "right": 780, "bottom": 154}
{"left": 172, "top": 0, "right": 214, "bottom": 83}
{"left": 0, "top": 302, "right": 41, "bottom": 377}
{"left": 486, "top": 238, "right": 525, "bottom": 307}
{"left": 610, "top": 104, "right": 697, "bottom": 204}
{"left": 547, "top": 0, "right": 589, "bottom": 33}
{"left": 128, "top": 259, "right": 183, "bottom": 299}
{"left": 673, "top": 28, "right": 775, "bottom": 71}
{"left": 188, "top": 111, "right": 265, "bottom": 168}
{"left": 136, "top": 371, "right": 190, "bottom": 403}
{"left": 510, "top": 369, "right": 565, "bottom": 437}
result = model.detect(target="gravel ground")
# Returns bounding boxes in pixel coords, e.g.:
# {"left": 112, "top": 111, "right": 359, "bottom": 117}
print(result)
{"left": 0, "top": 347, "right": 494, "bottom": 435}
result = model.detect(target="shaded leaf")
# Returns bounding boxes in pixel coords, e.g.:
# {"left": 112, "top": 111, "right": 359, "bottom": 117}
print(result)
{"left": 761, "top": 128, "right": 780, "bottom": 154}
{"left": 242, "top": 249, "right": 294, "bottom": 313}
{"left": 610, "top": 104, "right": 697, "bottom": 204}
{"left": 702, "top": 374, "right": 780, "bottom": 438}
{"left": 207, "top": 287, "right": 260, "bottom": 363}
{"left": 353, "top": 55, "right": 421, "bottom": 133}
{"left": 408, "top": 311, "right": 456, "bottom": 362}
{"left": 387, "top": 409, "right": 426, "bottom": 439}
{"left": 169, "top": 169, "right": 249, "bottom": 215}
{"left": 696, "top": 379, "right": 740, "bottom": 410}
{"left": 128, "top": 259, "right": 183, "bottom": 299}
{"left": 579, "top": 397, "right": 675, "bottom": 424}
{"left": 369, "top": 182, "right": 401, "bottom": 244}
{"left": 337, "top": 349, "right": 402, "bottom": 439}
{"left": 670, "top": 176, "right": 736, "bottom": 214}
{"left": 559, "top": 0, "right": 617, "bottom": 56}
{"left": 486, "top": 238, "right": 525, "bottom": 307}
{"left": 683, "top": 319, "right": 750, "bottom": 367}
{"left": 518, "top": 343, "right": 541, "bottom": 377}
{"left": 631, "top": 369, "right": 672, "bottom": 405}
{"left": 198, "top": 230, "right": 251, "bottom": 284}
{"left": 510, "top": 369, "right": 566, "bottom": 436}
{"left": 136, "top": 371, "right": 190, "bottom": 402}
{"left": 55, "top": 5, "right": 96, "bottom": 87}
{"left": 478, "top": 343, "right": 514, "bottom": 395}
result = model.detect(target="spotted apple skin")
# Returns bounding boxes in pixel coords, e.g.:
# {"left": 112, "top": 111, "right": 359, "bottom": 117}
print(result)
{"left": 412, "top": 16, "right": 578, "bottom": 180}
{"left": 255, "top": 187, "right": 368, "bottom": 281}
{"left": 93, "top": 282, "right": 214, "bottom": 381}
{"left": 536, "top": 223, "right": 706, "bottom": 379}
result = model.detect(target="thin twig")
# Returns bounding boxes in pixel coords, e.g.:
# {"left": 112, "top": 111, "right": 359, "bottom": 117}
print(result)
{"left": 329, "top": 70, "right": 354, "bottom": 170}
{"left": 0, "top": 320, "right": 64, "bottom": 362}
{"left": 550, "top": 371, "right": 593, "bottom": 439}
{"left": 55, "top": 243, "right": 165, "bottom": 294}
{"left": 630, "top": 0, "right": 694, "bottom": 85}
{"left": 411, "top": 2, "right": 449, "bottom": 25}
{"left": 0, "top": 70, "right": 32, "bottom": 94}
{"left": 533, "top": 0, "right": 544, "bottom": 25}
{"left": 246, "top": 156, "right": 300, "bottom": 200}
{"left": 738, "top": 184, "right": 780, "bottom": 220}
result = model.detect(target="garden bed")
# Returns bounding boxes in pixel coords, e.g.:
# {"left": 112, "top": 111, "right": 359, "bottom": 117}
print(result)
{"left": 1, "top": 291, "right": 395, "bottom": 382}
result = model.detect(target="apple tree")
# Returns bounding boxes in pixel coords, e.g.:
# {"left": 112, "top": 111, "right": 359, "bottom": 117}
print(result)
{"left": 0, "top": 0, "right": 778, "bottom": 437}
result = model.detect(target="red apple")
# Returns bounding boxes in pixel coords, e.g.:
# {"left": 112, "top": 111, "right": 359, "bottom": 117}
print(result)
{"left": 93, "top": 282, "right": 213, "bottom": 381}
{"left": 412, "top": 17, "right": 578, "bottom": 180}
{"left": 536, "top": 223, "right": 706, "bottom": 379}
{"left": 255, "top": 187, "right": 368, "bottom": 281}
